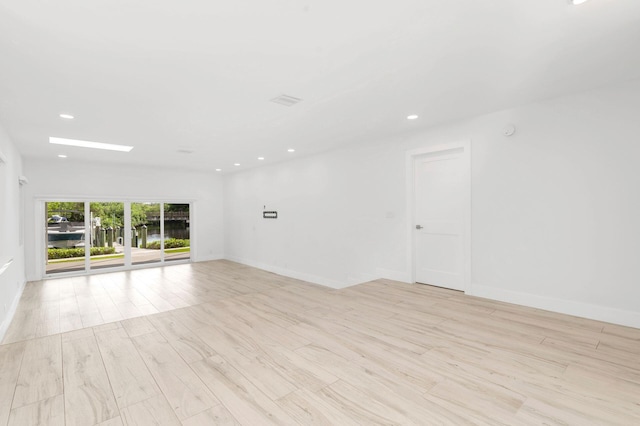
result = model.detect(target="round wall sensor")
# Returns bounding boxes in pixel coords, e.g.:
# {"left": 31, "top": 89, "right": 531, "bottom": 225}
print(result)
{"left": 503, "top": 124, "right": 516, "bottom": 137}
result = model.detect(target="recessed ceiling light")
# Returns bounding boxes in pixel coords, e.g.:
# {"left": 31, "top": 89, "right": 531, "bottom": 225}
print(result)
{"left": 49, "top": 137, "right": 134, "bottom": 152}
{"left": 407, "top": 114, "right": 419, "bottom": 120}
{"left": 270, "top": 94, "right": 303, "bottom": 107}
{"left": 287, "top": 149, "right": 295, "bottom": 153}
{"left": 570, "top": 0, "right": 589, "bottom": 4}
{"left": 58, "top": 154, "right": 67, "bottom": 158}
{"left": 59, "top": 114, "right": 75, "bottom": 119}
{"left": 234, "top": 163, "right": 240, "bottom": 166}
{"left": 215, "top": 168, "right": 222, "bottom": 172}
{"left": 257, "top": 157, "right": 264, "bottom": 160}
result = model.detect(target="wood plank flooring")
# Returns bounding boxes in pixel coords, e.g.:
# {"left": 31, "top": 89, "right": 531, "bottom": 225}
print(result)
{"left": 1, "top": 260, "right": 640, "bottom": 425}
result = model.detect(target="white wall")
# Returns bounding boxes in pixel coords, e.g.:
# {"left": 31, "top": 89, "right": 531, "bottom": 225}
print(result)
{"left": 0, "top": 123, "right": 26, "bottom": 340}
{"left": 224, "top": 78, "right": 640, "bottom": 328}
{"left": 224, "top": 139, "right": 406, "bottom": 288}
{"left": 23, "top": 159, "right": 224, "bottom": 281}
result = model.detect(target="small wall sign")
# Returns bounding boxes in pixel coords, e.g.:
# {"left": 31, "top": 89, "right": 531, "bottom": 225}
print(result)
{"left": 263, "top": 211, "right": 278, "bottom": 219}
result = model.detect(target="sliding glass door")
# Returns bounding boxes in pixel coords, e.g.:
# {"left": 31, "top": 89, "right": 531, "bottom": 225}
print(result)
{"left": 44, "top": 200, "right": 191, "bottom": 276}
{"left": 164, "top": 203, "right": 190, "bottom": 262}
{"left": 89, "top": 202, "right": 125, "bottom": 270}
{"left": 132, "top": 202, "right": 161, "bottom": 266}
{"left": 46, "top": 202, "right": 86, "bottom": 275}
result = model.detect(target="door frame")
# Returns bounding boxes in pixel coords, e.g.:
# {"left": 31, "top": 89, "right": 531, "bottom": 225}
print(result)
{"left": 36, "top": 196, "right": 195, "bottom": 279}
{"left": 405, "top": 140, "right": 471, "bottom": 292}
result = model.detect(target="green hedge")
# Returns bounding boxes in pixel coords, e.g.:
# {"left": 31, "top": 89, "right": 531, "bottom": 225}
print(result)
{"left": 48, "top": 247, "right": 116, "bottom": 259}
{"left": 145, "top": 238, "right": 190, "bottom": 250}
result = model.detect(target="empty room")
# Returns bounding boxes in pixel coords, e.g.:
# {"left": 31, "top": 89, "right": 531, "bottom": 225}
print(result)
{"left": 1, "top": 1, "right": 640, "bottom": 425}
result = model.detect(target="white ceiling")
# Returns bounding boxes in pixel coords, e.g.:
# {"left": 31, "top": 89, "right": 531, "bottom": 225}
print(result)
{"left": 1, "top": 0, "right": 639, "bottom": 172}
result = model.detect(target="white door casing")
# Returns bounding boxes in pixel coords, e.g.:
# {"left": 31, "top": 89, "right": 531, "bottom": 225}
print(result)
{"left": 406, "top": 141, "right": 470, "bottom": 291}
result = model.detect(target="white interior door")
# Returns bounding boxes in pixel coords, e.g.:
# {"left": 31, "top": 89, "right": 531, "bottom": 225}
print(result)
{"left": 414, "top": 147, "right": 468, "bottom": 291}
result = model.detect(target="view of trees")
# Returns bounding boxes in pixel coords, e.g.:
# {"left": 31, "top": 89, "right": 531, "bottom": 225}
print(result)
{"left": 163, "top": 203, "right": 189, "bottom": 212}
{"left": 46, "top": 202, "right": 187, "bottom": 228}
{"left": 46, "top": 201, "right": 84, "bottom": 222}
{"left": 46, "top": 201, "right": 190, "bottom": 273}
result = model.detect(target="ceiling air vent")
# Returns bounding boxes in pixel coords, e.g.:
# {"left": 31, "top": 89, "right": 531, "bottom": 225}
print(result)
{"left": 270, "top": 94, "right": 302, "bottom": 107}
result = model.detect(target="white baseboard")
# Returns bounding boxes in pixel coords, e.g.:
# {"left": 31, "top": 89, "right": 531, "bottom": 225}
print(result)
{"left": 346, "top": 272, "right": 380, "bottom": 287}
{"left": 376, "top": 268, "right": 412, "bottom": 283}
{"left": 225, "top": 256, "right": 368, "bottom": 289}
{"left": 469, "top": 283, "right": 640, "bottom": 329}
{"left": 0, "top": 279, "right": 26, "bottom": 342}
{"left": 194, "top": 253, "right": 225, "bottom": 263}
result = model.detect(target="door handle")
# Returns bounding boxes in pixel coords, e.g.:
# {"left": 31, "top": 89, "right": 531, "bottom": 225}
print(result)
{"left": 416, "top": 225, "right": 423, "bottom": 230}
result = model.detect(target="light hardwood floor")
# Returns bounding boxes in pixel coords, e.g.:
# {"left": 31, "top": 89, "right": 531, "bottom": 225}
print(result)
{"left": 1, "top": 260, "right": 639, "bottom": 425}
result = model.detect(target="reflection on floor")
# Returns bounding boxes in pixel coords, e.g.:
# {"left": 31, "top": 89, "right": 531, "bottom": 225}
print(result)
{"left": 1, "top": 260, "right": 639, "bottom": 425}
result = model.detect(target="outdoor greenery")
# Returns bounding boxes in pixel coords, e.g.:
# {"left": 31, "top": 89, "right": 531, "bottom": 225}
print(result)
{"left": 146, "top": 238, "right": 190, "bottom": 250}
{"left": 47, "top": 202, "right": 189, "bottom": 228}
{"left": 46, "top": 201, "right": 84, "bottom": 222}
{"left": 163, "top": 204, "right": 190, "bottom": 212}
{"left": 48, "top": 247, "right": 116, "bottom": 259}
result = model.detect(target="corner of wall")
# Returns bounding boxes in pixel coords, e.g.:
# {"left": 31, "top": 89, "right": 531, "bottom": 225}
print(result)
{"left": 225, "top": 255, "right": 361, "bottom": 289}
{"left": 376, "top": 268, "right": 412, "bottom": 283}
{"left": 224, "top": 256, "right": 412, "bottom": 290}
{"left": 194, "top": 253, "right": 226, "bottom": 263}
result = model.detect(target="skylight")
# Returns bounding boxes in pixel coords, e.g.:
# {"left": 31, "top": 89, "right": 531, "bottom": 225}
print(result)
{"left": 49, "top": 137, "right": 134, "bottom": 152}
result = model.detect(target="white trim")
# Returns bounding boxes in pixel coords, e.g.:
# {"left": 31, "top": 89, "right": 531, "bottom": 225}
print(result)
{"left": 124, "top": 201, "right": 132, "bottom": 266}
{"left": 376, "top": 267, "right": 412, "bottom": 283}
{"left": 33, "top": 195, "right": 195, "bottom": 203}
{"left": 0, "top": 279, "right": 26, "bottom": 342}
{"left": 160, "top": 203, "right": 165, "bottom": 262}
{"left": 189, "top": 202, "right": 197, "bottom": 261}
{"left": 225, "top": 256, "right": 364, "bottom": 289}
{"left": 34, "top": 200, "right": 45, "bottom": 279}
{"left": 84, "top": 201, "right": 90, "bottom": 271}
{"left": 405, "top": 140, "right": 471, "bottom": 292}
{"left": 469, "top": 283, "right": 640, "bottom": 329}
{"left": 195, "top": 253, "right": 225, "bottom": 263}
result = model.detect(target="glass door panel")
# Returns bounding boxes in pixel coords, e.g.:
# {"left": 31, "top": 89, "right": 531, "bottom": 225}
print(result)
{"left": 44, "top": 200, "right": 192, "bottom": 276}
{"left": 132, "top": 202, "right": 162, "bottom": 265}
{"left": 46, "top": 202, "right": 86, "bottom": 274}
{"left": 164, "top": 203, "right": 190, "bottom": 262}
{"left": 89, "top": 202, "right": 125, "bottom": 270}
